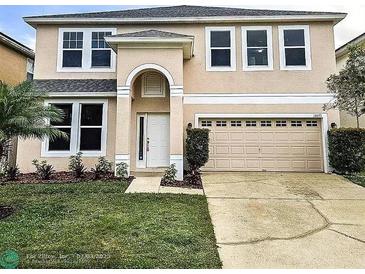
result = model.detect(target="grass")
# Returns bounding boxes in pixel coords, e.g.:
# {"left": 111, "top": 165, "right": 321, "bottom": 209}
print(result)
{"left": 344, "top": 171, "right": 365, "bottom": 188}
{"left": 0, "top": 181, "right": 221, "bottom": 269}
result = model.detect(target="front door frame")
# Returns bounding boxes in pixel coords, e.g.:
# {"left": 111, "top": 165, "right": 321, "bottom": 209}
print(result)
{"left": 136, "top": 112, "right": 170, "bottom": 169}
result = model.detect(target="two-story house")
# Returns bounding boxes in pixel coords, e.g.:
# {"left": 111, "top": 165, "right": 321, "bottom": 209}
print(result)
{"left": 19, "top": 5, "right": 346, "bottom": 179}
{"left": 0, "top": 32, "right": 34, "bottom": 166}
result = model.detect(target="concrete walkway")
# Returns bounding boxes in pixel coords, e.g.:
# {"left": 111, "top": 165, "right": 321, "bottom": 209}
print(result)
{"left": 125, "top": 177, "right": 204, "bottom": 195}
{"left": 203, "top": 172, "right": 365, "bottom": 268}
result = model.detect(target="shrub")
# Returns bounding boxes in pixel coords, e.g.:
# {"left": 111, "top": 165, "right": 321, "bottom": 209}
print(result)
{"left": 32, "top": 159, "right": 55, "bottom": 180}
{"left": 186, "top": 128, "right": 210, "bottom": 173}
{"left": 68, "top": 152, "right": 86, "bottom": 178}
{"left": 91, "top": 157, "right": 113, "bottom": 179}
{"left": 116, "top": 162, "right": 129, "bottom": 179}
{"left": 328, "top": 128, "right": 365, "bottom": 174}
{"left": 162, "top": 164, "right": 177, "bottom": 184}
{"left": 3, "top": 163, "right": 20, "bottom": 181}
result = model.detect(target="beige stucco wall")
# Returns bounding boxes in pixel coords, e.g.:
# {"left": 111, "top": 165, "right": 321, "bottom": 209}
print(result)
{"left": 0, "top": 44, "right": 28, "bottom": 86}
{"left": 35, "top": 22, "right": 336, "bottom": 93}
{"left": 16, "top": 97, "right": 117, "bottom": 173}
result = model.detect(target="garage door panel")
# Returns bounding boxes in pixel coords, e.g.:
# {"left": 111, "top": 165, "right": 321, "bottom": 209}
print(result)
{"left": 200, "top": 118, "right": 323, "bottom": 172}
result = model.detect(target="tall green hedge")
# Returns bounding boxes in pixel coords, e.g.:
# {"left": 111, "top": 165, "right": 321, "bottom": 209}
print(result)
{"left": 328, "top": 128, "right": 365, "bottom": 174}
{"left": 186, "top": 128, "right": 210, "bottom": 172}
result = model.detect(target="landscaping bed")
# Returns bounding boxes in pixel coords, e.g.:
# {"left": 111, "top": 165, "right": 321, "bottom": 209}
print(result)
{"left": 344, "top": 173, "right": 365, "bottom": 188}
{"left": 0, "top": 181, "right": 221, "bottom": 268}
{"left": 161, "top": 173, "right": 203, "bottom": 189}
{"left": 0, "top": 171, "right": 134, "bottom": 185}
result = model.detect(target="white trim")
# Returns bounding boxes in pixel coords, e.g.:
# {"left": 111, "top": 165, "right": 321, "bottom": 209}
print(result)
{"left": 205, "top": 26, "right": 236, "bottom": 72}
{"left": 125, "top": 63, "right": 175, "bottom": 87}
{"left": 57, "top": 27, "right": 116, "bottom": 73}
{"left": 194, "top": 112, "right": 329, "bottom": 173}
{"left": 136, "top": 113, "right": 148, "bottom": 169}
{"left": 47, "top": 92, "right": 116, "bottom": 97}
{"left": 278, "top": 25, "right": 312, "bottom": 71}
{"left": 24, "top": 14, "right": 347, "bottom": 26}
{"left": 117, "top": 87, "right": 131, "bottom": 97}
{"left": 170, "top": 154, "right": 183, "bottom": 181}
{"left": 241, "top": 26, "right": 273, "bottom": 71}
{"left": 184, "top": 93, "right": 334, "bottom": 105}
{"left": 41, "top": 99, "right": 108, "bottom": 158}
{"left": 170, "top": 87, "right": 184, "bottom": 97}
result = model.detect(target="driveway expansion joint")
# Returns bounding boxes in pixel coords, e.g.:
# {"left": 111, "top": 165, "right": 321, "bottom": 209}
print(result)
{"left": 328, "top": 229, "right": 365, "bottom": 244}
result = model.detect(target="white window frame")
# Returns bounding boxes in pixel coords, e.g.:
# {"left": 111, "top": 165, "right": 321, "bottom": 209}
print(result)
{"left": 41, "top": 99, "right": 108, "bottom": 157}
{"left": 57, "top": 28, "right": 116, "bottom": 73}
{"left": 141, "top": 72, "right": 166, "bottom": 98}
{"left": 205, "top": 26, "right": 236, "bottom": 72}
{"left": 278, "top": 25, "right": 312, "bottom": 71}
{"left": 241, "top": 26, "right": 273, "bottom": 71}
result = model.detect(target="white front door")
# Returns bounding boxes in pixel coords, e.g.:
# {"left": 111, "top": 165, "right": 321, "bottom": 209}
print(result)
{"left": 146, "top": 113, "right": 170, "bottom": 167}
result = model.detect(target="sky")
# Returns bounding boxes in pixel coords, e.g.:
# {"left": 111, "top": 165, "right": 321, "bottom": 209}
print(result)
{"left": 0, "top": 3, "right": 364, "bottom": 50}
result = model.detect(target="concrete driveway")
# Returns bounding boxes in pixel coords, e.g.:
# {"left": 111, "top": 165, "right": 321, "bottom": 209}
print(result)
{"left": 202, "top": 172, "right": 365, "bottom": 268}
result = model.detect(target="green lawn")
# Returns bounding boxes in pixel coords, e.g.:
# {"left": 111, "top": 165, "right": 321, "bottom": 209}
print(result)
{"left": 344, "top": 172, "right": 365, "bottom": 188}
{"left": 0, "top": 181, "right": 221, "bottom": 269}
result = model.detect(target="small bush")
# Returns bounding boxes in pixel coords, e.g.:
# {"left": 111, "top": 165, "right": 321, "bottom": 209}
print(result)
{"left": 91, "top": 157, "right": 113, "bottom": 179}
{"left": 116, "top": 162, "right": 129, "bottom": 179}
{"left": 3, "top": 163, "right": 20, "bottom": 181}
{"left": 162, "top": 164, "right": 177, "bottom": 184}
{"left": 68, "top": 152, "right": 86, "bottom": 178}
{"left": 186, "top": 128, "right": 210, "bottom": 173}
{"left": 32, "top": 159, "right": 55, "bottom": 180}
{"left": 328, "top": 128, "right": 365, "bottom": 174}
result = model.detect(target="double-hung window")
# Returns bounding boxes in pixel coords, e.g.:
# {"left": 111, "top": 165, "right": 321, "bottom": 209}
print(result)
{"left": 91, "top": 32, "right": 112, "bottom": 67}
{"left": 242, "top": 26, "right": 273, "bottom": 70}
{"left": 58, "top": 28, "right": 116, "bottom": 72}
{"left": 43, "top": 100, "right": 107, "bottom": 157}
{"left": 205, "top": 27, "right": 236, "bottom": 71}
{"left": 278, "top": 25, "right": 311, "bottom": 70}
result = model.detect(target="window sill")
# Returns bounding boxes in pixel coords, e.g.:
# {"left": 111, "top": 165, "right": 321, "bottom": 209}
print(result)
{"left": 280, "top": 66, "right": 312, "bottom": 71}
{"left": 41, "top": 151, "right": 106, "bottom": 158}
{"left": 206, "top": 66, "right": 236, "bottom": 72}
{"left": 57, "top": 67, "right": 115, "bottom": 73}
{"left": 243, "top": 66, "right": 274, "bottom": 71}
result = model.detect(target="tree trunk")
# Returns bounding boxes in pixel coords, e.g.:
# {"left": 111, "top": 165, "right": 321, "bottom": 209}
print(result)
{"left": 356, "top": 115, "right": 360, "bottom": 129}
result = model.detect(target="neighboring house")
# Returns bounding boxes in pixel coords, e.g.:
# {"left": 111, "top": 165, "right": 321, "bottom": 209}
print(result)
{"left": 0, "top": 32, "right": 34, "bottom": 166}
{"left": 19, "top": 5, "right": 346, "bottom": 179}
{"left": 335, "top": 32, "right": 365, "bottom": 128}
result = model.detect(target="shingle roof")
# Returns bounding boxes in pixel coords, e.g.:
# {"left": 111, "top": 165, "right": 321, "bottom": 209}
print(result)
{"left": 33, "top": 79, "right": 117, "bottom": 93}
{"left": 0, "top": 32, "right": 34, "bottom": 58}
{"left": 24, "top": 5, "right": 346, "bottom": 19}
{"left": 336, "top": 32, "right": 365, "bottom": 57}
{"left": 108, "top": 29, "right": 192, "bottom": 39}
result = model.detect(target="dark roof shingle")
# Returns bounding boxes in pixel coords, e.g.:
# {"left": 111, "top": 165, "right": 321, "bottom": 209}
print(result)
{"left": 108, "top": 29, "right": 192, "bottom": 39}
{"left": 33, "top": 79, "right": 117, "bottom": 93}
{"left": 24, "top": 5, "right": 346, "bottom": 19}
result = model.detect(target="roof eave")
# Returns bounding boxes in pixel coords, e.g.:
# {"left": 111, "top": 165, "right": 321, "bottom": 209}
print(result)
{"left": 24, "top": 14, "right": 347, "bottom": 28}
{"left": 336, "top": 33, "right": 365, "bottom": 59}
{"left": 0, "top": 34, "right": 34, "bottom": 58}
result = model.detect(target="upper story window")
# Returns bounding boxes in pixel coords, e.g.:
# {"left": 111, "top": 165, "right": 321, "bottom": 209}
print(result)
{"left": 242, "top": 26, "right": 273, "bottom": 71}
{"left": 26, "top": 58, "right": 34, "bottom": 80}
{"left": 57, "top": 28, "right": 116, "bottom": 72}
{"left": 91, "top": 32, "right": 112, "bottom": 68}
{"left": 205, "top": 27, "right": 236, "bottom": 71}
{"left": 278, "top": 25, "right": 311, "bottom": 70}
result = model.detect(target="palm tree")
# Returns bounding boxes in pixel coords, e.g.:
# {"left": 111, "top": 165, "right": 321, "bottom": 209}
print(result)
{"left": 0, "top": 81, "right": 66, "bottom": 164}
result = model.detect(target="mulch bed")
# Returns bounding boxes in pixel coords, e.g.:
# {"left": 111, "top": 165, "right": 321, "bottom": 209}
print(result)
{"left": 0, "top": 206, "right": 15, "bottom": 220}
{"left": 161, "top": 173, "right": 203, "bottom": 189}
{"left": 0, "top": 171, "right": 134, "bottom": 185}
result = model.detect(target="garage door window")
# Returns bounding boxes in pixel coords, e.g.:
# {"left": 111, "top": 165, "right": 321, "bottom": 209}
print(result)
{"left": 216, "top": 121, "right": 227, "bottom": 127}
{"left": 201, "top": 120, "right": 212, "bottom": 127}
{"left": 306, "top": 121, "right": 318, "bottom": 127}
{"left": 230, "top": 120, "right": 242, "bottom": 127}
{"left": 291, "top": 120, "right": 302, "bottom": 127}
{"left": 276, "top": 120, "right": 287, "bottom": 127}
{"left": 246, "top": 121, "right": 257, "bottom": 127}
{"left": 260, "top": 121, "right": 272, "bottom": 127}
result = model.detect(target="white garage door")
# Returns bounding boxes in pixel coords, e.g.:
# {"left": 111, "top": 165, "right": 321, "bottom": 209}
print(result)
{"left": 199, "top": 118, "right": 323, "bottom": 172}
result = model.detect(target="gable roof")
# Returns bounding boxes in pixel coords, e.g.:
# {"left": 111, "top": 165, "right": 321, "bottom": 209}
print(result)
{"left": 24, "top": 5, "right": 346, "bottom": 26}
{"left": 0, "top": 32, "right": 34, "bottom": 59}
{"left": 336, "top": 32, "right": 365, "bottom": 58}
{"left": 108, "top": 29, "right": 192, "bottom": 39}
